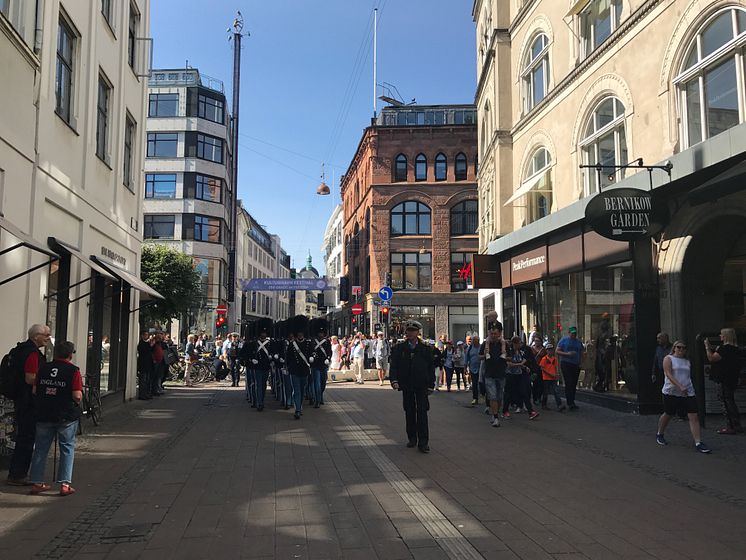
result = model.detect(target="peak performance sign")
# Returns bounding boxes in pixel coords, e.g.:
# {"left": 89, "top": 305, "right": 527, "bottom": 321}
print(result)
{"left": 585, "top": 188, "right": 667, "bottom": 242}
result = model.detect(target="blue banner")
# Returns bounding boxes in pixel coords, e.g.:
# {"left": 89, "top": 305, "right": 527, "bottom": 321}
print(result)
{"left": 240, "top": 278, "right": 329, "bottom": 292}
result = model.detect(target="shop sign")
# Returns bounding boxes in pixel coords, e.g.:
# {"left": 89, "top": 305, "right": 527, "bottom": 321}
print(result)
{"left": 471, "top": 253, "right": 501, "bottom": 289}
{"left": 510, "top": 246, "right": 547, "bottom": 285}
{"left": 100, "top": 246, "right": 127, "bottom": 267}
{"left": 585, "top": 188, "right": 666, "bottom": 242}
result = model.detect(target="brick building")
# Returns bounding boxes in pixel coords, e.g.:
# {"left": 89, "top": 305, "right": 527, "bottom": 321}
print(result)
{"left": 340, "top": 104, "right": 479, "bottom": 341}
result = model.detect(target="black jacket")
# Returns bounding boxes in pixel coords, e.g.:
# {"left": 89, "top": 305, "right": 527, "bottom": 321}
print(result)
{"left": 286, "top": 338, "right": 313, "bottom": 377}
{"left": 34, "top": 359, "right": 81, "bottom": 423}
{"left": 244, "top": 338, "right": 274, "bottom": 371}
{"left": 389, "top": 340, "right": 435, "bottom": 391}
{"left": 311, "top": 337, "right": 332, "bottom": 368}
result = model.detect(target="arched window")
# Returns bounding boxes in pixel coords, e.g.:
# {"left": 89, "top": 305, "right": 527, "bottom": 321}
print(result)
{"left": 435, "top": 153, "right": 447, "bottom": 181}
{"left": 676, "top": 7, "right": 746, "bottom": 148}
{"left": 394, "top": 154, "right": 407, "bottom": 182}
{"left": 450, "top": 200, "right": 478, "bottom": 235}
{"left": 415, "top": 153, "right": 427, "bottom": 181}
{"left": 522, "top": 33, "right": 550, "bottom": 112}
{"left": 455, "top": 153, "right": 468, "bottom": 181}
{"left": 580, "top": 0, "right": 623, "bottom": 59}
{"left": 580, "top": 97, "right": 627, "bottom": 196}
{"left": 364, "top": 208, "right": 370, "bottom": 243}
{"left": 390, "top": 201, "right": 431, "bottom": 236}
{"left": 510, "top": 147, "right": 553, "bottom": 224}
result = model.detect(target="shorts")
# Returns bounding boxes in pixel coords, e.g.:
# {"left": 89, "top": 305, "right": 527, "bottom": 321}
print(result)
{"left": 376, "top": 359, "right": 388, "bottom": 371}
{"left": 662, "top": 394, "right": 698, "bottom": 416}
{"left": 484, "top": 377, "right": 505, "bottom": 402}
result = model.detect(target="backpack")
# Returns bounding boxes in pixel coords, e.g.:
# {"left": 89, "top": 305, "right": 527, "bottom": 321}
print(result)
{"left": 0, "top": 341, "right": 33, "bottom": 400}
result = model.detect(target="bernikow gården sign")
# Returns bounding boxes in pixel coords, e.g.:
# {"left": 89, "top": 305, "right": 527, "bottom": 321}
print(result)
{"left": 584, "top": 188, "right": 667, "bottom": 242}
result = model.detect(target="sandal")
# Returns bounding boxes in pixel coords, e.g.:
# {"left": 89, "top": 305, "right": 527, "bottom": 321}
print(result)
{"left": 59, "top": 483, "right": 76, "bottom": 496}
{"left": 30, "top": 483, "right": 51, "bottom": 494}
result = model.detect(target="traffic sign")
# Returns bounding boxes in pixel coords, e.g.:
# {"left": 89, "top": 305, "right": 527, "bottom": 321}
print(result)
{"left": 351, "top": 303, "right": 363, "bottom": 315}
{"left": 378, "top": 286, "right": 393, "bottom": 301}
{"left": 216, "top": 303, "right": 228, "bottom": 315}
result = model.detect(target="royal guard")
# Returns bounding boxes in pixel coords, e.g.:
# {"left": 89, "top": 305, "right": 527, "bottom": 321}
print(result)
{"left": 309, "top": 318, "right": 332, "bottom": 407}
{"left": 239, "top": 321, "right": 256, "bottom": 404}
{"left": 243, "top": 318, "right": 274, "bottom": 411}
{"left": 285, "top": 315, "right": 313, "bottom": 419}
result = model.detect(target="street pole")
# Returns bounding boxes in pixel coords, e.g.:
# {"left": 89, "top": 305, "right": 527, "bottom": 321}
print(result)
{"left": 228, "top": 13, "right": 244, "bottom": 307}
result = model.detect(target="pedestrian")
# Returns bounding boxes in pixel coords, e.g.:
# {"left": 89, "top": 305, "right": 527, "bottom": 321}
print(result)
{"left": 5, "top": 324, "right": 51, "bottom": 486}
{"left": 286, "top": 316, "right": 313, "bottom": 419}
{"left": 374, "top": 331, "right": 390, "bottom": 386}
{"left": 226, "top": 333, "right": 241, "bottom": 387}
{"left": 539, "top": 343, "right": 565, "bottom": 411}
{"left": 651, "top": 333, "right": 672, "bottom": 388}
{"left": 244, "top": 319, "right": 274, "bottom": 411}
{"left": 136, "top": 330, "right": 154, "bottom": 399}
{"left": 351, "top": 333, "right": 366, "bottom": 384}
{"left": 465, "top": 335, "right": 481, "bottom": 406}
{"left": 432, "top": 342, "right": 444, "bottom": 391}
{"left": 528, "top": 324, "right": 542, "bottom": 347}
{"left": 453, "top": 341, "right": 465, "bottom": 391}
{"left": 389, "top": 320, "right": 435, "bottom": 453}
{"left": 28, "top": 341, "right": 81, "bottom": 496}
{"left": 365, "top": 334, "right": 375, "bottom": 370}
{"left": 443, "top": 341, "right": 455, "bottom": 391}
{"left": 480, "top": 321, "right": 508, "bottom": 428}
{"left": 655, "top": 341, "right": 711, "bottom": 453}
{"left": 150, "top": 331, "right": 165, "bottom": 396}
{"left": 705, "top": 328, "right": 743, "bottom": 435}
{"left": 504, "top": 336, "right": 539, "bottom": 419}
{"left": 183, "top": 334, "right": 198, "bottom": 387}
{"left": 310, "top": 318, "right": 331, "bottom": 407}
{"left": 436, "top": 334, "right": 447, "bottom": 388}
{"left": 556, "top": 326, "right": 584, "bottom": 410}
{"left": 330, "top": 336, "right": 341, "bottom": 370}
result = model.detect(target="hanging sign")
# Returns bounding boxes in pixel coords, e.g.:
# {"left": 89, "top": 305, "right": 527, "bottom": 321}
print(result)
{"left": 585, "top": 188, "right": 667, "bottom": 242}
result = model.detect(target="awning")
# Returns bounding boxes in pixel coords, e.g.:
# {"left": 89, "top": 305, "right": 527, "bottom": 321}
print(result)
{"left": 91, "top": 256, "right": 164, "bottom": 300}
{"left": 0, "top": 214, "right": 59, "bottom": 259}
{"left": 688, "top": 159, "right": 746, "bottom": 206}
{"left": 48, "top": 237, "right": 115, "bottom": 279}
{"left": 504, "top": 171, "right": 552, "bottom": 206}
{"left": 565, "top": 0, "right": 591, "bottom": 17}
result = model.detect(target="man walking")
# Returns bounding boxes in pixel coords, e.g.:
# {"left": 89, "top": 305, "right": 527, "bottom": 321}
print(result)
{"left": 351, "top": 333, "right": 366, "bottom": 384}
{"left": 556, "top": 326, "right": 585, "bottom": 410}
{"left": 465, "top": 335, "right": 481, "bottom": 405}
{"left": 480, "top": 322, "right": 508, "bottom": 427}
{"left": 374, "top": 331, "right": 390, "bottom": 386}
{"left": 389, "top": 320, "right": 435, "bottom": 453}
{"left": 6, "top": 324, "right": 50, "bottom": 485}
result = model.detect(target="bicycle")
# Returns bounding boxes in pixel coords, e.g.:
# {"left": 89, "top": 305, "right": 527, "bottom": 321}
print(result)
{"left": 166, "top": 357, "right": 186, "bottom": 382}
{"left": 190, "top": 354, "right": 216, "bottom": 384}
{"left": 81, "top": 374, "right": 102, "bottom": 426}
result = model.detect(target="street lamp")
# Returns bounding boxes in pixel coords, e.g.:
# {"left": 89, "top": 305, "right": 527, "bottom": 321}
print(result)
{"left": 317, "top": 163, "right": 330, "bottom": 196}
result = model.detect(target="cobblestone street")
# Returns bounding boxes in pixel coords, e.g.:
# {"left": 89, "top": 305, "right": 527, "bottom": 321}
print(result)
{"left": 1, "top": 382, "right": 745, "bottom": 560}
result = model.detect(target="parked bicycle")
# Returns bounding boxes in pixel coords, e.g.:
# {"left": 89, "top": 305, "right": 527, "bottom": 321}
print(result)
{"left": 166, "top": 356, "right": 186, "bottom": 382}
{"left": 80, "top": 373, "right": 102, "bottom": 431}
{"left": 189, "top": 353, "right": 216, "bottom": 384}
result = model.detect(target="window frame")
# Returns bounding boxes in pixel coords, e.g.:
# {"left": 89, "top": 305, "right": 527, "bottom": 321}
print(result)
{"left": 450, "top": 200, "right": 478, "bottom": 236}
{"left": 127, "top": 1, "right": 139, "bottom": 70}
{"left": 390, "top": 201, "right": 432, "bottom": 236}
{"left": 123, "top": 113, "right": 135, "bottom": 190}
{"left": 148, "top": 93, "right": 179, "bottom": 117}
{"left": 390, "top": 252, "right": 432, "bottom": 291}
{"left": 184, "top": 214, "right": 222, "bottom": 243}
{"left": 55, "top": 14, "right": 75, "bottom": 124}
{"left": 96, "top": 73, "right": 112, "bottom": 163}
{"left": 415, "top": 153, "right": 427, "bottom": 182}
{"left": 145, "top": 173, "right": 177, "bottom": 199}
{"left": 147, "top": 132, "right": 179, "bottom": 158}
{"left": 579, "top": 0, "right": 623, "bottom": 60}
{"left": 101, "top": 0, "right": 113, "bottom": 29}
{"left": 194, "top": 174, "right": 223, "bottom": 203}
{"left": 455, "top": 152, "right": 468, "bottom": 181}
{"left": 198, "top": 93, "right": 225, "bottom": 124}
{"left": 522, "top": 33, "right": 550, "bottom": 112}
{"left": 394, "top": 154, "right": 408, "bottom": 182}
{"left": 434, "top": 153, "right": 447, "bottom": 181}
{"left": 450, "top": 252, "right": 473, "bottom": 291}
{"left": 579, "top": 97, "right": 627, "bottom": 196}
{"left": 196, "top": 133, "right": 224, "bottom": 164}
{"left": 143, "top": 214, "right": 175, "bottom": 240}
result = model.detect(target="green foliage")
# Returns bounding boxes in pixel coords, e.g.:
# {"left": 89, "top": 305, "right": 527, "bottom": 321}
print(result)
{"left": 139, "top": 244, "right": 202, "bottom": 326}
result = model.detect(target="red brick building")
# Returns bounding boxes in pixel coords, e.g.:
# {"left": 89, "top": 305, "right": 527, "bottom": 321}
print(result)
{"left": 340, "top": 104, "right": 479, "bottom": 341}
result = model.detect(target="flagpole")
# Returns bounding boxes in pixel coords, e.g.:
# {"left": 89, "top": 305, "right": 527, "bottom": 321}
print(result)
{"left": 373, "top": 8, "right": 378, "bottom": 119}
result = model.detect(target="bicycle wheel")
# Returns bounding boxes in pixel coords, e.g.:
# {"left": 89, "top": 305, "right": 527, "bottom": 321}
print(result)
{"left": 192, "top": 363, "right": 207, "bottom": 383}
{"left": 90, "top": 389, "right": 102, "bottom": 425}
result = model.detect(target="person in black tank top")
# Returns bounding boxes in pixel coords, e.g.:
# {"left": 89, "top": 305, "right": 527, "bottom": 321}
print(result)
{"left": 29, "top": 341, "right": 83, "bottom": 496}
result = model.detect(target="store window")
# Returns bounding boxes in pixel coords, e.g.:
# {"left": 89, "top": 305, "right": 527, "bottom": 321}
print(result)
{"left": 390, "top": 252, "right": 432, "bottom": 291}
{"left": 390, "top": 305, "right": 435, "bottom": 340}
{"left": 450, "top": 252, "right": 473, "bottom": 291}
{"left": 580, "top": 97, "right": 627, "bottom": 196}
{"left": 676, "top": 7, "right": 746, "bottom": 148}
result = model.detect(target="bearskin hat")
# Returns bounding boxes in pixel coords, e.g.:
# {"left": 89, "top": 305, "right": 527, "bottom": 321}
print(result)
{"left": 309, "top": 317, "right": 329, "bottom": 337}
{"left": 288, "top": 315, "right": 309, "bottom": 336}
{"left": 257, "top": 318, "right": 273, "bottom": 337}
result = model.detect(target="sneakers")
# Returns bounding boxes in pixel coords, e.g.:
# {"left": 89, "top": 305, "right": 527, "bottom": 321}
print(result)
{"left": 656, "top": 433, "right": 668, "bottom": 446}
{"left": 529, "top": 411, "right": 540, "bottom": 420}
{"left": 484, "top": 407, "right": 491, "bottom": 415}
{"left": 491, "top": 417, "right": 501, "bottom": 427}
{"left": 503, "top": 411, "right": 512, "bottom": 419}
{"left": 695, "top": 442, "right": 712, "bottom": 454}
{"left": 470, "top": 399, "right": 477, "bottom": 406}
{"left": 514, "top": 407, "right": 523, "bottom": 414}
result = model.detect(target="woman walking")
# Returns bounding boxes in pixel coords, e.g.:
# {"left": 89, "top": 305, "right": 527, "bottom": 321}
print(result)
{"left": 705, "top": 328, "right": 743, "bottom": 435}
{"left": 656, "top": 341, "right": 711, "bottom": 452}
{"left": 330, "top": 336, "right": 341, "bottom": 370}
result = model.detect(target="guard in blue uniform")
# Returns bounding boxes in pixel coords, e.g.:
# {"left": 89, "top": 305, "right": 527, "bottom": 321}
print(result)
{"left": 309, "top": 318, "right": 332, "bottom": 407}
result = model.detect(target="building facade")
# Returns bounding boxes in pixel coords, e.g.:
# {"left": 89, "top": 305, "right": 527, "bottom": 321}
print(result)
{"left": 341, "top": 104, "right": 480, "bottom": 341}
{"left": 322, "top": 203, "right": 344, "bottom": 333}
{"left": 142, "top": 68, "right": 233, "bottom": 338}
{"left": 0, "top": 0, "right": 152, "bottom": 404}
{"left": 473, "top": 0, "right": 746, "bottom": 413}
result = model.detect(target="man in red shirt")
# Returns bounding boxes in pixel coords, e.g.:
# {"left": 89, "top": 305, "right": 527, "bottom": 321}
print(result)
{"left": 7, "top": 324, "right": 50, "bottom": 486}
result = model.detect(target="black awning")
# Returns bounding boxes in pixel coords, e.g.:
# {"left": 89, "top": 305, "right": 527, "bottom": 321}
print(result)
{"left": 688, "top": 158, "right": 746, "bottom": 206}
{"left": 0, "top": 214, "right": 59, "bottom": 259}
{"left": 90, "top": 256, "right": 164, "bottom": 300}
{"left": 48, "top": 237, "right": 116, "bottom": 280}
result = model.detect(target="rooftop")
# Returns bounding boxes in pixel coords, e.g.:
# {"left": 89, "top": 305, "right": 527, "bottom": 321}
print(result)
{"left": 149, "top": 68, "right": 225, "bottom": 94}
{"left": 375, "top": 103, "right": 477, "bottom": 127}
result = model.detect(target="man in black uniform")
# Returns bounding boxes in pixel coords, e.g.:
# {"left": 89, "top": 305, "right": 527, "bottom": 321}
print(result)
{"left": 309, "top": 318, "right": 332, "bottom": 407}
{"left": 285, "top": 315, "right": 314, "bottom": 419}
{"left": 389, "top": 320, "right": 435, "bottom": 453}
{"left": 243, "top": 318, "right": 274, "bottom": 411}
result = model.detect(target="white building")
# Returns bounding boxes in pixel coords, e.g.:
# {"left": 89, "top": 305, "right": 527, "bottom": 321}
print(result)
{"left": 142, "top": 68, "right": 233, "bottom": 339}
{"left": 0, "top": 0, "right": 152, "bottom": 401}
{"left": 321, "top": 203, "right": 343, "bottom": 307}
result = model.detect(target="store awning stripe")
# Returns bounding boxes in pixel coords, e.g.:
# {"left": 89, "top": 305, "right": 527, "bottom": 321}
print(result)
{"left": 48, "top": 237, "right": 116, "bottom": 280}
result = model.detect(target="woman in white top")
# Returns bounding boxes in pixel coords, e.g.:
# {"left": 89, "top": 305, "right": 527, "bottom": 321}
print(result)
{"left": 655, "top": 341, "right": 711, "bottom": 453}
{"left": 330, "top": 336, "right": 341, "bottom": 371}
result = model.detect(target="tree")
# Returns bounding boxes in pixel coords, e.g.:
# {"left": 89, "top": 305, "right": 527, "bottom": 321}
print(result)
{"left": 139, "top": 244, "right": 202, "bottom": 327}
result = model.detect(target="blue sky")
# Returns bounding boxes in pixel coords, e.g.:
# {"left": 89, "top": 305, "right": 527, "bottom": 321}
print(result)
{"left": 151, "top": 0, "right": 476, "bottom": 275}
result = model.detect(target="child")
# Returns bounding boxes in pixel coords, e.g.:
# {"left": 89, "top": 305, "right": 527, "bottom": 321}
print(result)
{"left": 539, "top": 343, "right": 566, "bottom": 411}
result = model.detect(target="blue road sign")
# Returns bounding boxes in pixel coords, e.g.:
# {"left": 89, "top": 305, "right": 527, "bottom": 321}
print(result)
{"left": 378, "top": 286, "right": 393, "bottom": 301}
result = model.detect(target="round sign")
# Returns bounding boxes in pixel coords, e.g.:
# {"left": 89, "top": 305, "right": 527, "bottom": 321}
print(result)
{"left": 216, "top": 303, "right": 228, "bottom": 315}
{"left": 351, "top": 303, "right": 363, "bottom": 316}
{"left": 584, "top": 188, "right": 668, "bottom": 242}
{"left": 378, "top": 286, "right": 393, "bottom": 301}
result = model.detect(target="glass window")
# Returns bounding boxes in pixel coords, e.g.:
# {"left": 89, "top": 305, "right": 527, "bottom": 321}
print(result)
{"left": 123, "top": 115, "right": 135, "bottom": 190}
{"left": 145, "top": 174, "right": 176, "bottom": 198}
{"left": 197, "top": 134, "right": 223, "bottom": 163}
{"left": 455, "top": 153, "right": 468, "bottom": 181}
{"left": 198, "top": 94, "right": 224, "bottom": 124}
{"left": 101, "top": 0, "right": 112, "bottom": 26}
{"left": 390, "top": 252, "right": 431, "bottom": 291}
{"left": 147, "top": 133, "right": 178, "bottom": 157}
{"left": 144, "top": 215, "right": 175, "bottom": 239}
{"left": 435, "top": 153, "right": 447, "bottom": 181}
{"left": 580, "top": 97, "right": 627, "bottom": 196}
{"left": 192, "top": 215, "right": 221, "bottom": 243}
{"left": 96, "top": 75, "right": 111, "bottom": 161}
{"left": 451, "top": 200, "right": 478, "bottom": 235}
{"left": 394, "top": 154, "right": 407, "bottom": 182}
{"left": 522, "top": 33, "right": 550, "bottom": 112}
{"left": 193, "top": 257, "right": 222, "bottom": 303}
{"left": 415, "top": 154, "right": 427, "bottom": 181}
{"left": 195, "top": 174, "right": 222, "bottom": 203}
{"left": 390, "top": 201, "right": 431, "bottom": 236}
{"left": 451, "top": 253, "right": 473, "bottom": 291}
{"left": 580, "top": 0, "right": 623, "bottom": 59}
{"left": 55, "top": 15, "right": 75, "bottom": 123}
{"left": 149, "top": 93, "right": 179, "bottom": 117}
{"left": 128, "top": 2, "right": 139, "bottom": 69}
{"left": 677, "top": 8, "right": 746, "bottom": 148}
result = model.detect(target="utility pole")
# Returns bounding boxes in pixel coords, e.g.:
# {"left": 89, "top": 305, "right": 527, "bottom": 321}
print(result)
{"left": 228, "top": 12, "right": 246, "bottom": 307}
